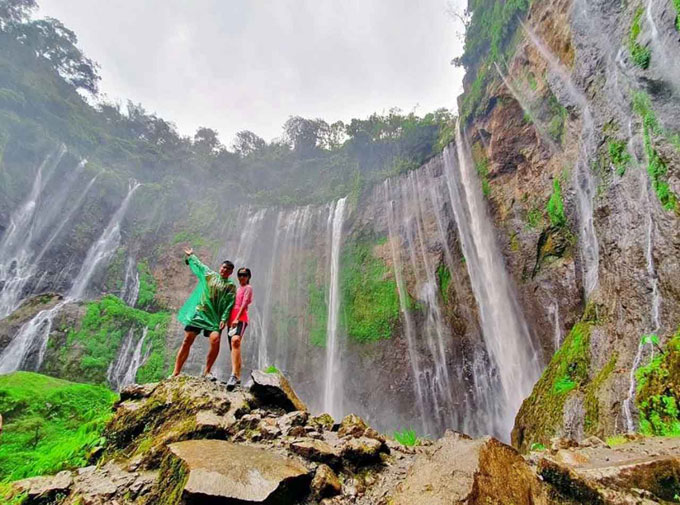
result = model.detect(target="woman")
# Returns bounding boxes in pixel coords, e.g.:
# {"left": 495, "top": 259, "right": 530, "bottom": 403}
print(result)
{"left": 226, "top": 267, "right": 253, "bottom": 390}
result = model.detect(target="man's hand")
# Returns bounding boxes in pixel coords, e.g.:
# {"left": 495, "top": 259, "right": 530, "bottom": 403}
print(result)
{"left": 219, "top": 321, "right": 226, "bottom": 330}
{"left": 184, "top": 247, "right": 193, "bottom": 256}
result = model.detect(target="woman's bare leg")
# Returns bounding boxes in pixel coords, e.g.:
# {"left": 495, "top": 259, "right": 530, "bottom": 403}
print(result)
{"left": 230, "top": 334, "right": 242, "bottom": 379}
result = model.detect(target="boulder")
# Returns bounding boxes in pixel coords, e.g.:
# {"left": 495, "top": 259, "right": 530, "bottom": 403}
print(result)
{"left": 311, "top": 464, "right": 342, "bottom": 499}
{"left": 166, "top": 439, "right": 311, "bottom": 504}
{"left": 309, "top": 413, "right": 335, "bottom": 432}
{"left": 538, "top": 437, "right": 680, "bottom": 503}
{"left": 250, "top": 370, "right": 307, "bottom": 412}
{"left": 278, "top": 410, "right": 309, "bottom": 435}
{"left": 337, "top": 413, "right": 367, "bottom": 438}
{"left": 14, "top": 471, "right": 72, "bottom": 499}
{"left": 119, "top": 382, "right": 159, "bottom": 402}
{"left": 341, "top": 436, "right": 383, "bottom": 463}
{"left": 290, "top": 438, "right": 341, "bottom": 465}
{"left": 390, "top": 432, "right": 551, "bottom": 505}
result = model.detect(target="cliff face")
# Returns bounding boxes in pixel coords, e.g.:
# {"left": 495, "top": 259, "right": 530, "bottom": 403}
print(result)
{"left": 1, "top": 0, "right": 680, "bottom": 451}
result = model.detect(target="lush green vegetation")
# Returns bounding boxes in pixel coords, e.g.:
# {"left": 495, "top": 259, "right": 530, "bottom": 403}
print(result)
{"left": 136, "top": 260, "right": 157, "bottom": 309}
{"left": 0, "top": 1, "right": 456, "bottom": 218}
{"left": 264, "top": 365, "right": 280, "bottom": 374}
{"left": 455, "top": 0, "right": 531, "bottom": 123}
{"left": 475, "top": 157, "right": 491, "bottom": 197}
{"left": 530, "top": 442, "right": 547, "bottom": 451}
{"left": 515, "top": 315, "right": 597, "bottom": 450}
{"left": 64, "top": 295, "right": 171, "bottom": 384}
{"left": 436, "top": 264, "right": 452, "bottom": 304}
{"left": 608, "top": 139, "right": 632, "bottom": 176}
{"left": 0, "top": 372, "right": 116, "bottom": 482}
{"left": 633, "top": 92, "right": 679, "bottom": 213}
{"left": 635, "top": 328, "right": 680, "bottom": 437}
{"left": 629, "top": 8, "right": 651, "bottom": 69}
{"left": 393, "top": 428, "right": 420, "bottom": 447}
{"left": 546, "top": 179, "right": 567, "bottom": 227}
{"left": 673, "top": 0, "right": 680, "bottom": 31}
{"left": 340, "top": 237, "right": 400, "bottom": 343}
{"left": 605, "top": 435, "right": 629, "bottom": 447}
{"left": 308, "top": 281, "right": 328, "bottom": 347}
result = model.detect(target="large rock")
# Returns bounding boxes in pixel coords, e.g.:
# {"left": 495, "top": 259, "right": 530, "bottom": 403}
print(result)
{"left": 166, "top": 439, "right": 311, "bottom": 504}
{"left": 290, "top": 438, "right": 341, "bottom": 465}
{"left": 14, "top": 470, "right": 72, "bottom": 500}
{"left": 311, "top": 464, "right": 342, "bottom": 499}
{"left": 250, "top": 370, "right": 307, "bottom": 412}
{"left": 390, "top": 432, "right": 551, "bottom": 505}
{"left": 538, "top": 437, "right": 680, "bottom": 504}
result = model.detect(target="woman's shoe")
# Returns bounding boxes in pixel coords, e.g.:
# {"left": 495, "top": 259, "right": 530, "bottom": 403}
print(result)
{"left": 226, "top": 375, "right": 241, "bottom": 391}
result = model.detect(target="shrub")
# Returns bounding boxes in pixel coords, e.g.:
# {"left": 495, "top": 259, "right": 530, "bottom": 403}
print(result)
{"left": 394, "top": 428, "right": 419, "bottom": 447}
{"left": 264, "top": 365, "right": 280, "bottom": 374}
{"left": 546, "top": 179, "right": 567, "bottom": 227}
{"left": 629, "top": 8, "right": 652, "bottom": 69}
{"left": 608, "top": 139, "right": 632, "bottom": 176}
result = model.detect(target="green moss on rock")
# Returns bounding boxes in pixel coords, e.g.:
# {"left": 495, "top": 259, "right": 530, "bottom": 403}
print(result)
{"left": 143, "top": 453, "right": 189, "bottom": 505}
{"left": 584, "top": 354, "right": 618, "bottom": 434}
{"left": 635, "top": 328, "right": 680, "bottom": 436}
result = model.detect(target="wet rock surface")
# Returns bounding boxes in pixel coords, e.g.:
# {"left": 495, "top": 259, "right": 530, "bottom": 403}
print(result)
{"left": 5, "top": 374, "right": 680, "bottom": 505}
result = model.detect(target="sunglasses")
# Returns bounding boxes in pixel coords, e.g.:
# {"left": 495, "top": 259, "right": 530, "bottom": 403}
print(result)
{"left": 237, "top": 272, "right": 249, "bottom": 277}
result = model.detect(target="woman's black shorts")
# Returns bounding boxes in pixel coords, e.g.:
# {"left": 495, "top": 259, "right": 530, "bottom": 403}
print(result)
{"left": 184, "top": 325, "right": 221, "bottom": 337}
{"left": 228, "top": 321, "right": 248, "bottom": 349}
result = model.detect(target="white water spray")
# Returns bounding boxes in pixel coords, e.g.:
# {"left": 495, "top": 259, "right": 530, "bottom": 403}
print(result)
{"left": 107, "top": 326, "right": 150, "bottom": 391}
{"left": 442, "top": 125, "right": 541, "bottom": 438}
{"left": 322, "top": 198, "right": 347, "bottom": 418}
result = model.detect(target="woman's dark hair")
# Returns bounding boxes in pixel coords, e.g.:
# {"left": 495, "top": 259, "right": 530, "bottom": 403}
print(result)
{"left": 237, "top": 267, "right": 251, "bottom": 284}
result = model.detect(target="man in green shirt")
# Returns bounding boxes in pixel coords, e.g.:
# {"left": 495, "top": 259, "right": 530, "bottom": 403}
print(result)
{"left": 172, "top": 248, "right": 237, "bottom": 378}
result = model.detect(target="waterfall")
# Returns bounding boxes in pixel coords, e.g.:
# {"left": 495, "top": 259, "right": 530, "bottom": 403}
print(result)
{"left": 622, "top": 166, "right": 663, "bottom": 431}
{"left": 549, "top": 301, "right": 562, "bottom": 350}
{"left": 107, "top": 327, "right": 150, "bottom": 391}
{"left": 645, "top": 0, "right": 680, "bottom": 94}
{"left": 442, "top": 125, "right": 541, "bottom": 438}
{"left": 0, "top": 148, "right": 68, "bottom": 318}
{"left": 69, "top": 181, "right": 141, "bottom": 300}
{"left": 0, "top": 181, "right": 140, "bottom": 373}
{"left": 122, "top": 256, "right": 140, "bottom": 307}
{"left": 322, "top": 197, "right": 347, "bottom": 418}
{"left": 523, "top": 23, "right": 600, "bottom": 297}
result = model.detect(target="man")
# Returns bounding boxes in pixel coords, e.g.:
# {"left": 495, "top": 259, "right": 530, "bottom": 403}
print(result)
{"left": 172, "top": 247, "right": 237, "bottom": 378}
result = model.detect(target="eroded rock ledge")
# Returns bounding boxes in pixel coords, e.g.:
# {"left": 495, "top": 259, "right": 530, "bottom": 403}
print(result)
{"left": 8, "top": 373, "right": 680, "bottom": 504}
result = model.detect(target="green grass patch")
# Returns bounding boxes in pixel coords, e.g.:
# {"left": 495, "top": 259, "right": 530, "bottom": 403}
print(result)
{"left": 525, "top": 206, "right": 544, "bottom": 230}
{"left": 546, "top": 179, "right": 567, "bottom": 227}
{"left": 635, "top": 328, "right": 680, "bottom": 436}
{"left": 606, "top": 435, "right": 630, "bottom": 447}
{"left": 340, "top": 237, "right": 400, "bottom": 343}
{"left": 0, "top": 372, "right": 117, "bottom": 482}
{"left": 394, "top": 428, "right": 420, "bottom": 447}
{"left": 633, "top": 92, "right": 679, "bottom": 212}
{"left": 264, "top": 365, "right": 280, "bottom": 374}
{"left": 475, "top": 157, "right": 491, "bottom": 197}
{"left": 136, "top": 260, "right": 157, "bottom": 309}
{"left": 436, "top": 264, "right": 451, "bottom": 304}
{"left": 67, "top": 295, "right": 171, "bottom": 384}
{"left": 530, "top": 442, "right": 547, "bottom": 451}
{"left": 608, "top": 139, "right": 632, "bottom": 176}
{"left": 673, "top": 0, "right": 680, "bottom": 31}
{"left": 630, "top": 8, "right": 652, "bottom": 69}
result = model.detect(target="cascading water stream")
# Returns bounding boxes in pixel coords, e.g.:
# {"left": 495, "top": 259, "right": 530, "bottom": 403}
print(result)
{"left": 442, "top": 124, "right": 542, "bottom": 438}
{"left": 0, "top": 148, "right": 68, "bottom": 318}
{"left": 622, "top": 167, "right": 663, "bottom": 431}
{"left": 322, "top": 197, "right": 347, "bottom": 419}
{"left": 108, "top": 326, "right": 150, "bottom": 391}
{"left": 122, "top": 256, "right": 140, "bottom": 307}
{"left": 0, "top": 181, "right": 141, "bottom": 373}
{"left": 549, "top": 301, "right": 562, "bottom": 350}
{"left": 522, "top": 23, "right": 600, "bottom": 297}
{"left": 645, "top": 0, "right": 680, "bottom": 94}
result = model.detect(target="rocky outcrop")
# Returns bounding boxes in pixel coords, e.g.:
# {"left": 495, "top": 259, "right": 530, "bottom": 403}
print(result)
{"left": 5, "top": 373, "right": 680, "bottom": 505}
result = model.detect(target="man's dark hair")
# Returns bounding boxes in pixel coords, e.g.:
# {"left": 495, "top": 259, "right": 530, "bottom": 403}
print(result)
{"left": 222, "top": 260, "right": 234, "bottom": 270}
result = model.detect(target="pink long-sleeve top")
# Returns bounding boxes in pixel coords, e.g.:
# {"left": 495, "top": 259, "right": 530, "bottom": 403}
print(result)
{"left": 229, "top": 284, "right": 253, "bottom": 324}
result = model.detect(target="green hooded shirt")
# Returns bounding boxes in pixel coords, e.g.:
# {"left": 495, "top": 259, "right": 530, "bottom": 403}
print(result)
{"left": 178, "top": 254, "right": 236, "bottom": 332}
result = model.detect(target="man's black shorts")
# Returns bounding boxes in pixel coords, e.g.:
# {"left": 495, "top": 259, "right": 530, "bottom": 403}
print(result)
{"left": 184, "top": 325, "right": 221, "bottom": 337}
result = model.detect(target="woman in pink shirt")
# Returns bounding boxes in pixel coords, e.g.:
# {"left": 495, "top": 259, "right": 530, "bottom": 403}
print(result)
{"left": 226, "top": 267, "right": 253, "bottom": 390}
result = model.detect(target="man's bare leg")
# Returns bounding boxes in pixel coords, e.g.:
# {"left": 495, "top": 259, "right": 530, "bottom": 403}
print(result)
{"left": 230, "top": 334, "right": 242, "bottom": 379}
{"left": 203, "top": 331, "right": 221, "bottom": 376}
{"left": 173, "top": 330, "right": 197, "bottom": 376}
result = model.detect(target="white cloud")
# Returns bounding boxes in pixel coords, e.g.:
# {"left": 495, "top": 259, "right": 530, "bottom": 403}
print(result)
{"left": 38, "top": 0, "right": 466, "bottom": 144}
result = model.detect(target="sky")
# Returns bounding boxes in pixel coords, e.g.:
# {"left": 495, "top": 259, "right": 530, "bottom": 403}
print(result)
{"left": 38, "top": 0, "right": 467, "bottom": 146}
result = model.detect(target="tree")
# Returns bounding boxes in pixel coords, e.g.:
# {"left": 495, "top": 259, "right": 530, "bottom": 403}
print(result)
{"left": 0, "top": 0, "right": 36, "bottom": 29}
{"left": 232, "top": 130, "right": 266, "bottom": 157}
{"left": 14, "top": 17, "right": 100, "bottom": 93}
{"left": 193, "top": 127, "right": 223, "bottom": 154}
{"left": 283, "top": 116, "right": 330, "bottom": 155}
